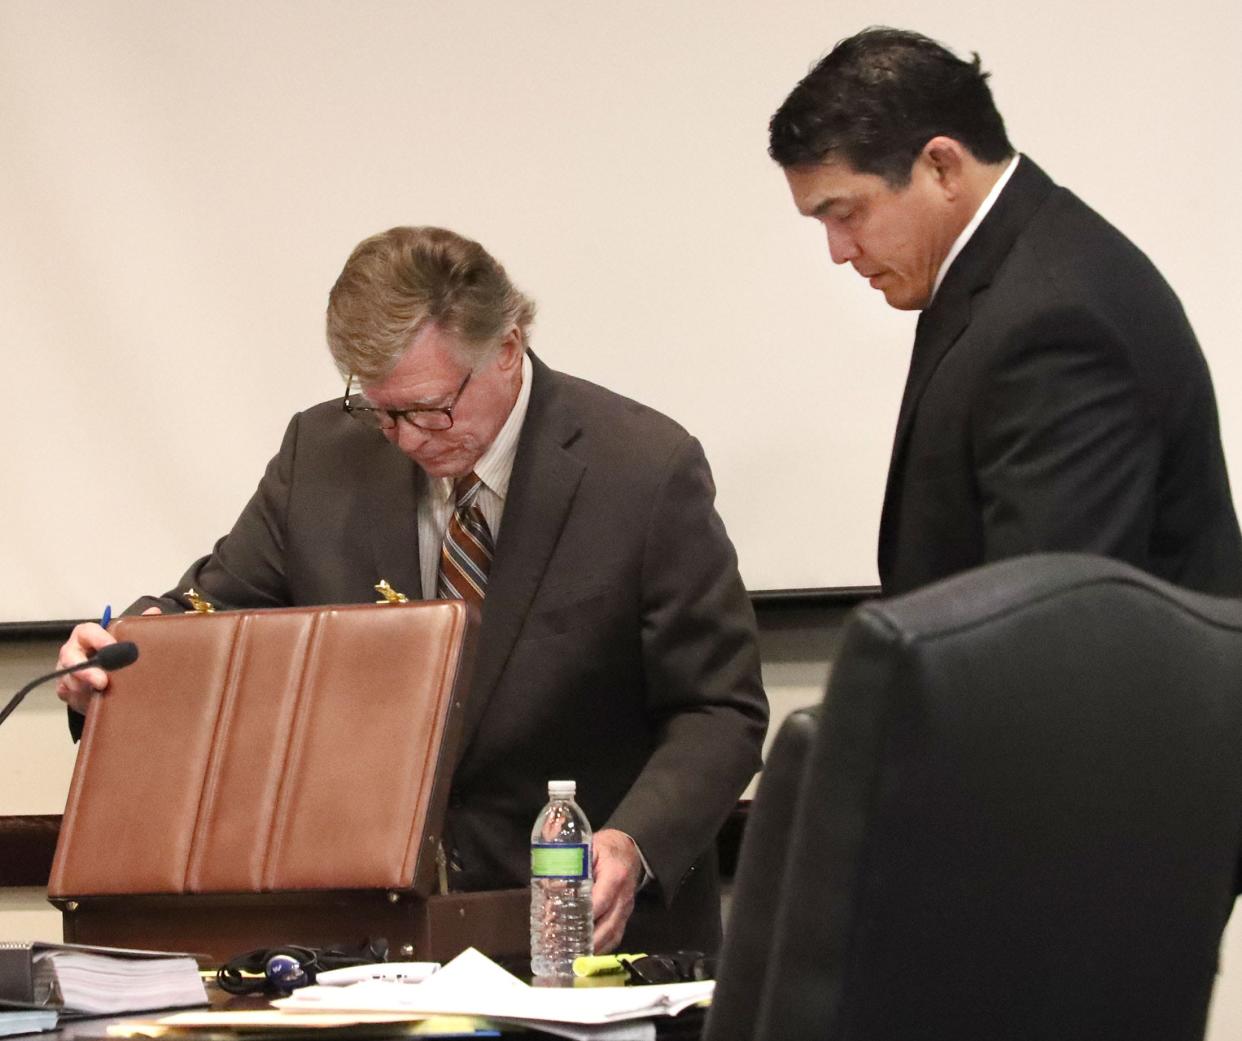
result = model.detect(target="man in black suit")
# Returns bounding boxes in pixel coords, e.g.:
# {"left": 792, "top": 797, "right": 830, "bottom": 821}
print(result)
{"left": 56, "top": 226, "right": 768, "bottom": 955}
{"left": 770, "top": 27, "right": 1242, "bottom": 596}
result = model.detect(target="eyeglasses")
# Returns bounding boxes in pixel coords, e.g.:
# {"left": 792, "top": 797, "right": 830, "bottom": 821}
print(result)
{"left": 619, "top": 951, "right": 715, "bottom": 985}
{"left": 342, "top": 370, "right": 472, "bottom": 431}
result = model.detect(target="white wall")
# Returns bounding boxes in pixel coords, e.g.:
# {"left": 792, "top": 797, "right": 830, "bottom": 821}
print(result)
{"left": 0, "top": 641, "right": 79, "bottom": 817}
{"left": 2, "top": 1, "right": 1240, "bottom": 619}
{"left": 0, "top": 639, "right": 86, "bottom": 942}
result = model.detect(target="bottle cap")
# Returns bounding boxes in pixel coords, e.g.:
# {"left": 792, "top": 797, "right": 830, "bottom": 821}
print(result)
{"left": 547, "top": 780, "right": 576, "bottom": 797}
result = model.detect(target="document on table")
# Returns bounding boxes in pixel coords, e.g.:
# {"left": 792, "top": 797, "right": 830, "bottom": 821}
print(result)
{"left": 107, "top": 1011, "right": 497, "bottom": 1038}
{"left": 275, "top": 947, "right": 712, "bottom": 1031}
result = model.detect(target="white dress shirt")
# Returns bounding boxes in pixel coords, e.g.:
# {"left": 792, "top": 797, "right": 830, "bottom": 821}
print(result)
{"left": 417, "top": 352, "right": 533, "bottom": 599}
{"left": 930, "top": 153, "right": 1021, "bottom": 303}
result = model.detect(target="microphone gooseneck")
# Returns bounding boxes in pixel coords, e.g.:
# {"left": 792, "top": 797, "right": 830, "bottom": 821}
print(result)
{"left": 0, "top": 640, "right": 141, "bottom": 728}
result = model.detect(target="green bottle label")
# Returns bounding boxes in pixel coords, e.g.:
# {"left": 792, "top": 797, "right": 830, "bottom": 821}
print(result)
{"left": 531, "top": 843, "right": 589, "bottom": 879}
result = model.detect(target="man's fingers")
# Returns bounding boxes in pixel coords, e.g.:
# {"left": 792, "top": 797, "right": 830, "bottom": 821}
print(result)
{"left": 55, "top": 622, "right": 119, "bottom": 711}
{"left": 56, "top": 622, "right": 113, "bottom": 669}
{"left": 591, "top": 829, "right": 641, "bottom": 955}
{"left": 592, "top": 879, "right": 636, "bottom": 953}
{"left": 55, "top": 674, "right": 97, "bottom": 715}
{"left": 591, "top": 863, "right": 623, "bottom": 917}
{"left": 593, "top": 904, "right": 628, "bottom": 954}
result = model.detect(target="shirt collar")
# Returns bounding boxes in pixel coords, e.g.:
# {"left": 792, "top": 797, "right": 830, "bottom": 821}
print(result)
{"left": 929, "top": 153, "right": 1021, "bottom": 303}
{"left": 431, "top": 350, "right": 533, "bottom": 503}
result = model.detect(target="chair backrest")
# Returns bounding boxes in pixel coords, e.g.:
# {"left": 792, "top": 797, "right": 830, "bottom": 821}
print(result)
{"left": 712, "top": 553, "right": 1242, "bottom": 1041}
{"left": 707, "top": 706, "right": 819, "bottom": 1041}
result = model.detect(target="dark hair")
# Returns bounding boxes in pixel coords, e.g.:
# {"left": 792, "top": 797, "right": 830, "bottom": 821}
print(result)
{"left": 769, "top": 27, "right": 1013, "bottom": 185}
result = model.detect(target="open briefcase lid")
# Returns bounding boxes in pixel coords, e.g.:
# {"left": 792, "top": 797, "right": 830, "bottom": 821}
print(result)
{"left": 49, "top": 600, "right": 476, "bottom": 901}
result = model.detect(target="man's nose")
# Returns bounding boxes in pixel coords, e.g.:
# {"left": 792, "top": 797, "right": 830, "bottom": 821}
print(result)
{"left": 826, "top": 227, "right": 857, "bottom": 266}
{"left": 391, "top": 417, "right": 433, "bottom": 452}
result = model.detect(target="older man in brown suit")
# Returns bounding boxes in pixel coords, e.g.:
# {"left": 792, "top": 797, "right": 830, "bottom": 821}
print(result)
{"left": 57, "top": 226, "right": 768, "bottom": 956}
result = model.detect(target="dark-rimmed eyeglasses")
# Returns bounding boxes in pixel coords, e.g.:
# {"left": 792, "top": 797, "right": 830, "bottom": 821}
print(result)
{"left": 620, "top": 951, "right": 715, "bottom": 985}
{"left": 342, "top": 370, "right": 472, "bottom": 432}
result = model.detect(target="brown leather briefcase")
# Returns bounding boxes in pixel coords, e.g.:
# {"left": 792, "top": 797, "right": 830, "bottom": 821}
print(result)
{"left": 47, "top": 601, "right": 528, "bottom": 966}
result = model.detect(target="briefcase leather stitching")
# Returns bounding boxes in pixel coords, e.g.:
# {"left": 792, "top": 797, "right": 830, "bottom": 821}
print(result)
{"left": 261, "top": 611, "right": 325, "bottom": 891}
{"left": 186, "top": 613, "right": 249, "bottom": 892}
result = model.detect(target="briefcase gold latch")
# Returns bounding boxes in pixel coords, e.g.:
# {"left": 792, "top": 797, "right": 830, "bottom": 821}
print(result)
{"left": 374, "top": 579, "right": 409, "bottom": 604}
{"left": 184, "top": 588, "right": 215, "bottom": 613}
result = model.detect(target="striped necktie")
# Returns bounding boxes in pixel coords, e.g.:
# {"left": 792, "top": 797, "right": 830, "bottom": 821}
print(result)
{"left": 437, "top": 472, "right": 494, "bottom": 610}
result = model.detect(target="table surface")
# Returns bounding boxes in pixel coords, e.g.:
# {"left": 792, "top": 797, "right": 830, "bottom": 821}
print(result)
{"left": 38, "top": 983, "right": 707, "bottom": 1041}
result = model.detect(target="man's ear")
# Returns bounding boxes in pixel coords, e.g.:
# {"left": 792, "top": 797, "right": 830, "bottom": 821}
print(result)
{"left": 496, "top": 326, "right": 524, "bottom": 370}
{"left": 919, "top": 136, "right": 968, "bottom": 198}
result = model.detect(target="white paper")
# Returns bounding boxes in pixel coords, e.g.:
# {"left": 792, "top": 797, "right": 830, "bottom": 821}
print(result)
{"left": 275, "top": 948, "right": 712, "bottom": 1026}
{"left": 491, "top": 1016, "right": 655, "bottom": 1040}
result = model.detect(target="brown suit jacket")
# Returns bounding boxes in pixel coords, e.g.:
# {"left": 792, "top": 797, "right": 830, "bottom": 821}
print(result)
{"left": 119, "top": 351, "right": 768, "bottom": 953}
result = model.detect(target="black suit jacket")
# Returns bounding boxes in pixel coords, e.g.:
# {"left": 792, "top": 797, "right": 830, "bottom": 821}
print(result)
{"left": 879, "top": 157, "right": 1242, "bottom": 596}
{"left": 123, "top": 352, "right": 768, "bottom": 952}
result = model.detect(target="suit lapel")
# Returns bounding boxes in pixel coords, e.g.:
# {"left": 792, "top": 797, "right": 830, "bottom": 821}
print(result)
{"left": 459, "top": 352, "right": 585, "bottom": 751}
{"left": 878, "top": 156, "right": 1057, "bottom": 584}
{"left": 362, "top": 434, "right": 423, "bottom": 602}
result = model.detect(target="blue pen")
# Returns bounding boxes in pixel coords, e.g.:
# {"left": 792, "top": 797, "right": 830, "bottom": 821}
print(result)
{"left": 100, "top": 604, "right": 112, "bottom": 629}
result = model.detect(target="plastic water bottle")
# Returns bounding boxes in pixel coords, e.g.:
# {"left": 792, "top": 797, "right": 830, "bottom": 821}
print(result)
{"left": 530, "top": 779, "right": 594, "bottom": 978}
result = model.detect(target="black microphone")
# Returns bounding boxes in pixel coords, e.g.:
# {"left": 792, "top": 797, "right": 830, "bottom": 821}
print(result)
{"left": 0, "top": 641, "right": 140, "bottom": 728}
{"left": 94, "top": 641, "right": 140, "bottom": 671}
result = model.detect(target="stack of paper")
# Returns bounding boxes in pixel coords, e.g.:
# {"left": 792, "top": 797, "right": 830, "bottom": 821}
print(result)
{"left": 274, "top": 948, "right": 712, "bottom": 1039}
{"left": 0, "top": 943, "right": 208, "bottom": 1016}
{"left": 33, "top": 950, "right": 206, "bottom": 1015}
{"left": 110, "top": 950, "right": 708, "bottom": 1041}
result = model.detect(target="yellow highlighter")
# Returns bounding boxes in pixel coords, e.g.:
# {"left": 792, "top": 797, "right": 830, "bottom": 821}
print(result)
{"left": 572, "top": 953, "right": 648, "bottom": 977}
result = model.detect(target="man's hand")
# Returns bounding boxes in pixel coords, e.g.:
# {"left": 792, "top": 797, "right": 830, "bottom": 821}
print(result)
{"left": 592, "top": 828, "right": 643, "bottom": 953}
{"left": 55, "top": 607, "right": 161, "bottom": 714}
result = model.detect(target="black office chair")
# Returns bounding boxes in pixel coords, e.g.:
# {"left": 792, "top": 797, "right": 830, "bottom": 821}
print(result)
{"left": 707, "top": 705, "right": 819, "bottom": 1036}
{"left": 707, "top": 554, "right": 1242, "bottom": 1041}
